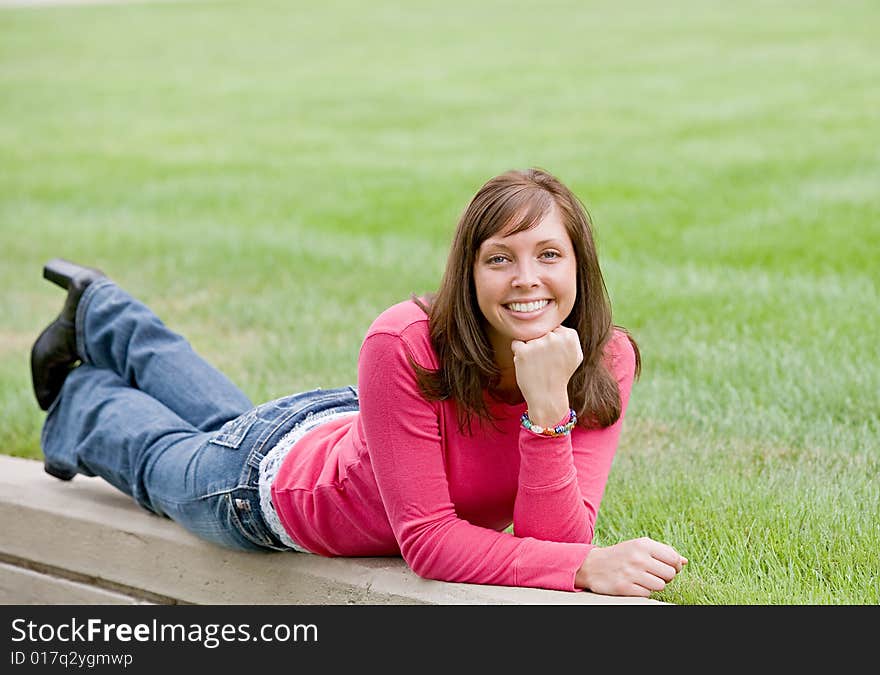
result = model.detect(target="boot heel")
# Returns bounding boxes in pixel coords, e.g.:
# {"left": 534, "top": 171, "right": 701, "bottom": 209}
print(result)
{"left": 43, "top": 258, "right": 82, "bottom": 290}
{"left": 43, "top": 258, "right": 105, "bottom": 291}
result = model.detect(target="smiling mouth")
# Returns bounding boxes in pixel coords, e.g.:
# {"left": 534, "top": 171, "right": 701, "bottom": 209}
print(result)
{"left": 504, "top": 299, "right": 551, "bottom": 314}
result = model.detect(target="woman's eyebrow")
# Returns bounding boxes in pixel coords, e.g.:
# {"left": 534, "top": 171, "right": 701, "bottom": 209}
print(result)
{"left": 481, "top": 238, "right": 565, "bottom": 250}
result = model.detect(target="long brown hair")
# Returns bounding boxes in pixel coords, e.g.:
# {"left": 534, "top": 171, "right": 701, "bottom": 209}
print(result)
{"left": 412, "top": 168, "right": 640, "bottom": 433}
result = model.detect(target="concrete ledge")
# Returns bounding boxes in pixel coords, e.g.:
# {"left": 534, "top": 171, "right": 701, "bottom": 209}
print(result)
{"left": 0, "top": 455, "right": 663, "bottom": 605}
{"left": 0, "top": 563, "right": 151, "bottom": 605}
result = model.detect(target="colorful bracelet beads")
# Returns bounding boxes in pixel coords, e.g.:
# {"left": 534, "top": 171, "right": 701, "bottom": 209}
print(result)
{"left": 520, "top": 409, "right": 577, "bottom": 437}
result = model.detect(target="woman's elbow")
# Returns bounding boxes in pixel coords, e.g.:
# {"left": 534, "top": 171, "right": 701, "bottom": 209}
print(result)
{"left": 398, "top": 537, "right": 443, "bottom": 580}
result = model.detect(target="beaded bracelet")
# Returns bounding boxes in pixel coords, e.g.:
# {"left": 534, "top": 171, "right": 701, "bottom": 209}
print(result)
{"left": 520, "top": 409, "right": 577, "bottom": 437}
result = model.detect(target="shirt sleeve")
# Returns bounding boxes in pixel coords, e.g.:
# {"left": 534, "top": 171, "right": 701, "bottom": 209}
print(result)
{"left": 358, "top": 330, "right": 592, "bottom": 592}
{"left": 513, "top": 330, "right": 637, "bottom": 545}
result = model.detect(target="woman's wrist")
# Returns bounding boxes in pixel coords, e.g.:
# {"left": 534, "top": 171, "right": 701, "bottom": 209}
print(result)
{"left": 521, "top": 408, "right": 576, "bottom": 437}
{"left": 575, "top": 547, "right": 596, "bottom": 590}
{"left": 523, "top": 398, "right": 570, "bottom": 428}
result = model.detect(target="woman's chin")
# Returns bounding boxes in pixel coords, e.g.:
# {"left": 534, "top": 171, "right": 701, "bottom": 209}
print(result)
{"left": 514, "top": 324, "right": 557, "bottom": 343}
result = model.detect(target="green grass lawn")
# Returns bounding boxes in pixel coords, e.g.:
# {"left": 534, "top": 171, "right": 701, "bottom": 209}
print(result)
{"left": 1, "top": 0, "right": 877, "bottom": 604}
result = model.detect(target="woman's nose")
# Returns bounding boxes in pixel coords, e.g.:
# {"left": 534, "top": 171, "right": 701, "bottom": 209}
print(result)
{"left": 511, "top": 261, "right": 539, "bottom": 287}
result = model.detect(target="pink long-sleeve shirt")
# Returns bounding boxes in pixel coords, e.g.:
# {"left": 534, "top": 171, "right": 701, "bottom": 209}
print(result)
{"left": 270, "top": 299, "right": 636, "bottom": 592}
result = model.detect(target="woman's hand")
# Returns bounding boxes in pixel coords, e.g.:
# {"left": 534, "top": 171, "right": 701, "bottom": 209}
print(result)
{"left": 575, "top": 537, "right": 688, "bottom": 597}
{"left": 511, "top": 326, "right": 583, "bottom": 426}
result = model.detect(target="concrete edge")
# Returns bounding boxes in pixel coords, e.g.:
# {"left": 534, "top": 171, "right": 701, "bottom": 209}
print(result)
{"left": 0, "top": 455, "right": 664, "bottom": 605}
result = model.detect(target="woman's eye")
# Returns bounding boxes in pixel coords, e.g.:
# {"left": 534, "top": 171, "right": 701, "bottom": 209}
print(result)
{"left": 487, "top": 255, "right": 508, "bottom": 264}
{"left": 540, "top": 250, "right": 561, "bottom": 259}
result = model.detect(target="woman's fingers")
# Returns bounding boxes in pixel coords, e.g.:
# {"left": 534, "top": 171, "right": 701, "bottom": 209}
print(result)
{"left": 646, "top": 558, "right": 679, "bottom": 583}
{"left": 636, "top": 571, "right": 668, "bottom": 593}
{"left": 626, "top": 583, "right": 654, "bottom": 598}
{"left": 579, "top": 539, "right": 688, "bottom": 597}
{"left": 650, "top": 541, "right": 686, "bottom": 572}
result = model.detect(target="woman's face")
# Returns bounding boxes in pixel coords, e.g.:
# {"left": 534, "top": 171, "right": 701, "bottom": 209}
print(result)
{"left": 473, "top": 205, "right": 578, "bottom": 362}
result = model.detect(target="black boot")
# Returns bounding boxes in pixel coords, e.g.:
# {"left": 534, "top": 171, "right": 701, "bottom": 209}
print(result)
{"left": 30, "top": 258, "right": 106, "bottom": 412}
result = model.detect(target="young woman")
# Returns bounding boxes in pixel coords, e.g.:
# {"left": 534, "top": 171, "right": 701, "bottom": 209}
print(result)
{"left": 31, "top": 168, "right": 686, "bottom": 597}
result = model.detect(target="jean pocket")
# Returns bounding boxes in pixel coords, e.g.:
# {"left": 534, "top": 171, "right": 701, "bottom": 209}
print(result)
{"left": 209, "top": 409, "right": 259, "bottom": 449}
{"left": 226, "top": 493, "right": 280, "bottom": 550}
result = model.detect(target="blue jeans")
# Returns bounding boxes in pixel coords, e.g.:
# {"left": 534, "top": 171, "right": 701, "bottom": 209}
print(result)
{"left": 41, "top": 279, "right": 359, "bottom": 552}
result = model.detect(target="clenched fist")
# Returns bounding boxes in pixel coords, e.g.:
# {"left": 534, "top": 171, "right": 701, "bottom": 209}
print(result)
{"left": 511, "top": 326, "right": 583, "bottom": 427}
{"left": 576, "top": 537, "right": 688, "bottom": 597}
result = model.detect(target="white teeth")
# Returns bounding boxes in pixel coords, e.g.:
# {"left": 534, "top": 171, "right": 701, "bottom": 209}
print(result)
{"left": 507, "top": 300, "right": 549, "bottom": 313}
